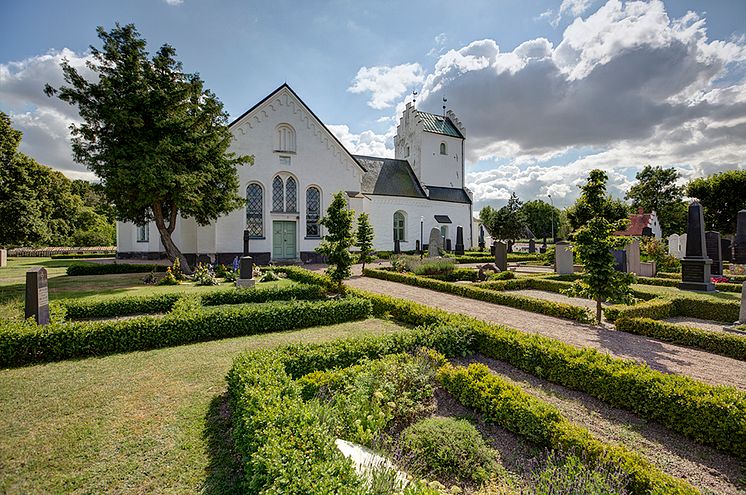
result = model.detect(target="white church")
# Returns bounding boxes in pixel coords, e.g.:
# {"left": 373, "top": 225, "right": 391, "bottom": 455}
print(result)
{"left": 117, "top": 84, "right": 474, "bottom": 265}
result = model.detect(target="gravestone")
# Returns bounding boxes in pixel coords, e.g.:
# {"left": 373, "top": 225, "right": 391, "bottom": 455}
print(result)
{"left": 25, "top": 267, "right": 50, "bottom": 325}
{"left": 0, "top": 248, "right": 6, "bottom": 268}
{"left": 428, "top": 228, "right": 442, "bottom": 257}
{"left": 507, "top": 240, "right": 513, "bottom": 253}
{"left": 455, "top": 226, "right": 465, "bottom": 255}
{"left": 679, "top": 234, "right": 687, "bottom": 259}
{"left": 540, "top": 238, "right": 547, "bottom": 254}
{"left": 494, "top": 241, "right": 508, "bottom": 272}
{"left": 667, "top": 234, "right": 681, "bottom": 258}
{"left": 735, "top": 210, "right": 746, "bottom": 264}
{"left": 679, "top": 201, "right": 715, "bottom": 292}
{"left": 612, "top": 250, "right": 626, "bottom": 272}
{"left": 478, "top": 225, "right": 485, "bottom": 251}
{"left": 722, "top": 239, "right": 732, "bottom": 262}
{"left": 393, "top": 239, "right": 401, "bottom": 254}
{"left": 528, "top": 239, "right": 536, "bottom": 254}
{"left": 555, "top": 241, "right": 573, "bottom": 275}
{"left": 236, "top": 256, "right": 256, "bottom": 288}
{"left": 415, "top": 240, "right": 420, "bottom": 253}
{"left": 705, "top": 231, "right": 723, "bottom": 275}
{"left": 490, "top": 242, "right": 495, "bottom": 256}
{"left": 740, "top": 283, "right": 746, "bottom": 324}
{"left": 625, "top": 239, "right": 641, "bottom": 275}
{"left": 445, "top": 239, "right": 452, "bottom": 252}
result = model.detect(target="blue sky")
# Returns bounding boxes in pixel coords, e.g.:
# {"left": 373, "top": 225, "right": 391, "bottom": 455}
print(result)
{"left": 2, "top": 0, "right": 746, "bottom": 210}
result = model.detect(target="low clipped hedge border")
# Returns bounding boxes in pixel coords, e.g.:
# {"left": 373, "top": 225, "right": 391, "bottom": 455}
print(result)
{"left": 57, "top": 284, "right": 326, "bottom": 320}
{"left": 616, "top": 317, "right": 746, "bottom": 361}
{"left": 67, "top": 263, "right": 168, "bottom": 276}
{"left": 0, "top": 297, "right": 371, "bottom": 367}
{"left": 363, "top": 268, "right": 593, "bottom": 323}
{"left": 636, "top": 276, "right": 742, "bottom": 293}
{"left": 605, "top": 297, "right": 739, "bottom": 323}
{"left": 439, "top": 363, "right": 697, "bottom": 495}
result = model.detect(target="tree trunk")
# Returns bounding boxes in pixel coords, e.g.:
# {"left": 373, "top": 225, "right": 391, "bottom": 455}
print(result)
{"left": 152, "top": 202, "right": 192, "bottom": 275}
{"left": 596, "top": 298, "right": 602, "bottom": 325}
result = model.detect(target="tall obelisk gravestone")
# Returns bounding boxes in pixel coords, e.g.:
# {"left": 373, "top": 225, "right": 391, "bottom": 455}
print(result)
{"left": 735, "top": 210, "right": 746, "bottom": 264}
{"left": 679, "top": 201, "right": 715, "bottom": 292}
{"left": 25, "top": 267, "right": 50, "bottom": 325}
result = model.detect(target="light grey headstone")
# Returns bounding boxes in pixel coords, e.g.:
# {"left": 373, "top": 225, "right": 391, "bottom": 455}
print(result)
{"left": 679, "top": 234, "right": 687, "bottom": 259}
{"left": 0, "top": 248, "right": 6, "bottom": 268}
{"left": 667, "top": 234, "right": 680, "bottom": 258}
{"left": 428, "top": 228, "right": 442, "bottom": 258}
{"left": 25, "top": 267, "right": 50, "bottom": 325}
{"left": 625, "top": 239, "right": 641, "bottom": 275}
{"left": 494, "top": 241, "right": 507, "bottom": 272}
{"left": 739, "top": 283, "right": 746, "bottom": 324}
{"left": 555, "top": 241, "right": 574, "bottom": 275}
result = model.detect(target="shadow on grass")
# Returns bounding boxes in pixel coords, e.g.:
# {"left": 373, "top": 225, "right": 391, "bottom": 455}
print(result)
{"left": 202, "top": 392, "right": 244, "bottom": 495}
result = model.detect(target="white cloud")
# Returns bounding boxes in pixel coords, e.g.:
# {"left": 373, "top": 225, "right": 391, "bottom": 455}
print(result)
{"left": 164, "top": 0, "right": 183, "bottom": 5}
{"left": 327, "top": 124, "right": 394, "bottom": 158}
{"left": 348, "top": 63, "right": 425, "bottom": 109}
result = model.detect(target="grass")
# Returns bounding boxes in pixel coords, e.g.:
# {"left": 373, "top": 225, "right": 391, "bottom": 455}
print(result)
{"left": 0, "top": 257, "right": 292, "bottom": 320}
{"left": 0, "top": 317, "right": 405, "bottom": 494}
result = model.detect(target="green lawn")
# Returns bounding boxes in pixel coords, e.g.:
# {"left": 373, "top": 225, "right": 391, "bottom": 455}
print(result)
{"left": 0, "top": 317, "right": 406, "bottom": 494}
{"left": 0, "top": 257, "right": 291, "bottom": 320}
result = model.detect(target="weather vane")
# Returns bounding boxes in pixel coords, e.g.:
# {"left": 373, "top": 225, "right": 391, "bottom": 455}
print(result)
{"left": 442, "top": 97, "right": 447, "bottom": 116}
{"left": 412, "top": 90, "right": 418, "bottom": 107}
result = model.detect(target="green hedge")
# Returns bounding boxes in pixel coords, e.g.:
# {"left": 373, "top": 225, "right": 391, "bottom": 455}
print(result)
{"left": 616, "top": 317, "right": 746, "bottom": 361}
{"left": 426, "top": 267, "right": 479, "bottom": 282}
{"left": 57, "top": 284, "right": 325, "bottom": 320}
{"left": 50, "top": 252, "right": 115, "bottom": 259}
{"left": 604, "top": 299, "right": 675, "bottom": 322}
{"left": 439, "top": 363, "right": 697, "bottom": 495}
{"left": 66, "top": 263, "right": 168, "bottom": 276}
{"left": 672, "top": 297, "right": 740, "bottom": 323}
{"left": 274, "top": 265, "right": 336, "bottom": 289}
{"left": 290, "top": 267, "right": 746, "bottom": 458}
{"left": 636, "top": 276, "right": 742, "bottom": 293}
{"left": 0, "top": 297, "right": 371, "bottom": 367}
{"left": 364, "top": 268, "right": 593, "bottom": 323}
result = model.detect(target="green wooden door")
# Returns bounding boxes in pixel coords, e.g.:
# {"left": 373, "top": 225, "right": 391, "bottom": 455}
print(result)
{"left": 272, "top": 221, "right": 296, "bottom": 259}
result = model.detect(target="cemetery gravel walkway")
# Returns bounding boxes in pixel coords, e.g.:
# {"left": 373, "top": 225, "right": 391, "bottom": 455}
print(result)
{"left": 346, "top": 275, "right": 746, "bottom": 390}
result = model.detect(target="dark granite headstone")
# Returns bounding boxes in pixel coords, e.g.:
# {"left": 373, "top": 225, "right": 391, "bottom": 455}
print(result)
{"left": 721, "top": 239, "right": 732, "bottom": 262}
{"left": 415, "top": 240, "right": 420, "bottom": 253}
{"left": 735, "top": 210, "right": 746, "bottom": 264}
{"left": 25, "top": 267, "right": 50, "bottom": 325}
{"left": 393, "top": 239, "right": 401, "bottom": 254}
{"left": 528, "top": 239, "right": 536, "bottom": 254}
{"left": 507, "top": 240, "right": 514, "bottom": 253}
{"left": 445, "top": 238, "right": 452, "bottom": 252}
{"left": 478, "top": 226, "right": 485, "bottom": 251}
{"left": 237, "top": 256, "right": 255, "bottom": 288}
{"left": 490, "top": 243, "right": 495, "bottom": 256}
{"left": 455, "top": 226, "right": 465, "bottom": 255}
{"left": 705, "top": 231, "right": 723, "bottom": 275}
{"left": 612, "top": 249, "right": 627, "bottom": 272}
{"left": 243, "top": 230, "right": 251, "bottom": 256}
{"left": 679, "top": 201, "right": 715, "bottom": 291}
{"left": 494, "top": 241, "right": 508, "bottom": 272}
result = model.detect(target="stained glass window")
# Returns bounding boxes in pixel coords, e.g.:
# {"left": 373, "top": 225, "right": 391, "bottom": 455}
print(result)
{"left": 286, "top": 177, "right": 297, "bottom": 212}
{"left": 306, "top": 187, "right": 321, "bottom": 238}
{"left": 272, "top": 176, "right": 284, "bottom": 212}
{"left": 246, "top": 183, "right": 263, "bottom": 237}
{"left": 394, "top": 211, "right": 406, "bottom": 242}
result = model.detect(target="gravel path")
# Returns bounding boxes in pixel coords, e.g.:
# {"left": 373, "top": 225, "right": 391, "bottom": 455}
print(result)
{"left": 347, "top": 276, "right": 746, "bottom": 390}
{"left": 460, "top": 355, "right": 745, "bottom": 495}
{"left": 665, "top": 316, "right": 745, "bottom": 334}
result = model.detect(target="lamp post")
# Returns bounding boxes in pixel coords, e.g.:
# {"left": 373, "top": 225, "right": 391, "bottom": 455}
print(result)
{"left": 420, "top": 216, "right": 424, "bottom": 259}
{"left": 548, "top": 194, "right": 555, "bottom": 242}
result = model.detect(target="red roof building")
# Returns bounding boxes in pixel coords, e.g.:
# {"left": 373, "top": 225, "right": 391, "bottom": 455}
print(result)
{"left": 615, "top": 208, "right": 662, "bottom": 239}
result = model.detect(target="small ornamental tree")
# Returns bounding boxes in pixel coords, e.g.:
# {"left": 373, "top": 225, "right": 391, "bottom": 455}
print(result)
{"left": 563, "top": 170, "right": 635, "bottom": 324}
{"left": 355, "top": 212, "right": 375, "bottom": 271}
{"left": 45, "top": 24, "right": 252, "bottom": 273}
{"left": 316, "top": 191, "right": 355, "bottom": 292}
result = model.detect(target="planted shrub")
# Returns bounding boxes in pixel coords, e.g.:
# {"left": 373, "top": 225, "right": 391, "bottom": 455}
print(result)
{"left": 60, "top": 292, "right": 183, "bottom": 319}
{"left": 488, "top": 271, "right": 515, "bottom": 281}
{"left": 529, "top": 452, "right": 629, "bottom": 495}
{"left": 401, "top": 416, "right": 502, "bottom": 484}
{"left": 191, "top": 263, "right": 218, "bottom": 286}
{"left": 412, "top": 258, "right": 456, "bottom": 276}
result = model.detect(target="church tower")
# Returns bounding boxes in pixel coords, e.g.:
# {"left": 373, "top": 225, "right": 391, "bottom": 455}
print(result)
{"left": 394, "top": 102, "right": 466, "bottom": 189}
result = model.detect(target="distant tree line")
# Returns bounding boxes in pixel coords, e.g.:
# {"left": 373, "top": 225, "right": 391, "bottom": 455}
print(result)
{"left": 0, "top": 112, "right": 116, "bottom": 247}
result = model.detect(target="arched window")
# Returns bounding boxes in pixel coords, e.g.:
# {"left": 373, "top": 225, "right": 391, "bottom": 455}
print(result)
{"left": 306, "top": 186, "right": 321, "bottom": 238}
{"left": 440, "top": 142, "right": 447, "bottom": 155}
{"left": 246, "top": 183, "right": 263, "bottom": 237}
{"left": 276, "top": 124, "right": 296, "bottom": 152}
{"left": 393, "top": 211, "right": 406, "bottom": 242}
{"left": 272, "top": 176, "right": 284, "bottom": 212}
{"left": 285, "top": 177, "right": 297, "bottom": 212}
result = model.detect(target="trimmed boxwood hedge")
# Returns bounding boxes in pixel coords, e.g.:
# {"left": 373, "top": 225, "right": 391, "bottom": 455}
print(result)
{"left": 0, "top": 297, "right": 371, "bottom": 367}
{"left": 364, "top": 268, "right": 593, "bottom": 323}
{"left": 636, "top": 276, "right": 742, "bottom": 293}
{"left": 66, "top": 263, "right": 168, "bottom": 276}
{"left": 439, "top": 363, "right": 697, "bottom": 495}
{"left": 57, "top": 284, "right": 325, "bottom": 320}
{"left": 616, "top": 317, "right": 746, "bottom": 361}
{"left": 604, "top": 298, "right": 675, "bottom": 322}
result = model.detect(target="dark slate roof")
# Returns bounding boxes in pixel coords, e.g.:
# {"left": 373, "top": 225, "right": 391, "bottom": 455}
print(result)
{"left": 354, "top": 155, "right": 427, "bottom": 199}
{"left": 416, "top": 111, "right": 464, "bottom": 138}
{"left": 426, "top": 186, "right": 472, "bottom": 204}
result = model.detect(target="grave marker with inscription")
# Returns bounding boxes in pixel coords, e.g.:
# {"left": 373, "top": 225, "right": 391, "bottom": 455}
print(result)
{"left": 236, "top": 256, "right": 256, "bottom": 288}
{"left": 25, "top": 267, "right": 50, "bottom": 325}
{"left": 679, "top": 201, "right": 715, "bottom": 292}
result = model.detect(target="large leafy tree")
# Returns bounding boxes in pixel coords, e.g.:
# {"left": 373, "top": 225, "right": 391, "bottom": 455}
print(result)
{"left": 625, "top": 165, "right": 686, "bottom": 236}
{"left": 566, "top": 193, "right": 629, "bottom": 232}
{"left": 521, "top": 199, "right": 569, "bottom": 239}
{"left": 687, "top": 170, "right": 746, "bottom": 234}
{"left": 45, "top": 24, "right": 252, "bottom": 272}
{"left": 563, "top": 170, "right": 634, "bottom": 324}
{"left": 479, "top": 193, "right": 526, "bottom": 241}
{"left": 316, "top": 192, "right": 355, "bottom": 292}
